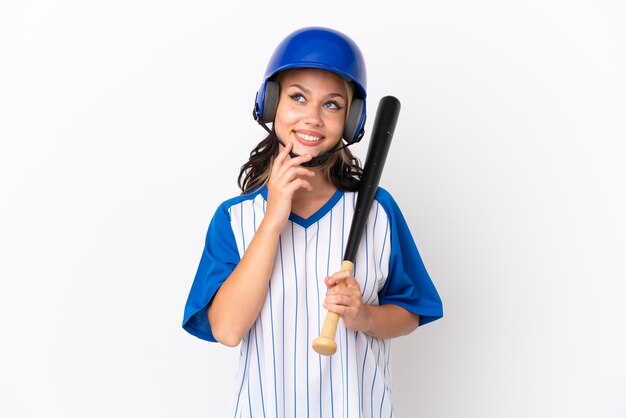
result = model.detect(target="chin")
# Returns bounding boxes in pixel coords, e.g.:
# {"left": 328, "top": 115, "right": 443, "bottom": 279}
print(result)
{"left": 296, "top": 148, "right": 327, "bottom": 159}
{"left": 293, "top": 140, "right": 340, "bottom": 158}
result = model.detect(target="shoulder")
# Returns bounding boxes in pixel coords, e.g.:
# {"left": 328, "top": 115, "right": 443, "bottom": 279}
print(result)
{"left": 374, "top": 186, "right": 395, "bottom": 204}
{"left": 373, "top": 186, "right": 402, "bottom": 215}
{"left": 214, "top": 187, "right": 266, "bottom": 216}
{"left": 204, "top": 188, "right": 266, "bottom": 240}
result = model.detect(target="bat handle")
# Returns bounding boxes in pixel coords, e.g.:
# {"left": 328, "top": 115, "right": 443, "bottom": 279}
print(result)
{"left": 312, "top": 260, "right": 354, "bottom": 355}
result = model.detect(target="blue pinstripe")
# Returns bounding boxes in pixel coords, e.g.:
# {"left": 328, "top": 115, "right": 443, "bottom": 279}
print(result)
{"left": 341, "top": 195, "right": 345, "bottom": 259}
{"left": 268, "top": 280, "right": 279, "bottom": 418}
{"left": 247, "top": 348, "right": 252, "bottom": 417}
{"left": 304, "top": 228, "right": 311, "bottom": 417}
{"left": 234, "top": 332, "right": 251, "bottom": 418}
{"left": 361, "top": 334, "right": 369, "bottom": 413}
{"left": 364, "top": 205, "right": 380, "bottom": 305}
{"left": 366, "top": 215, "right": 388, "bottom": 305}
{"left": 258, "top": 200, "right": 279, "bottom": 418}
{"left": 383, "top": 339, "right": 393, "bottom": 418}
{"left": 362, "top": 225, "right": 369, "bottom": 297}
{"left": 279, "top": 237, "right": 286, "bottom": 418}
{"left": 346, "top": 326, "right": 350, "bottom": 418}
{"left": 254, "top": 320, "right": 266, "bottom": 417}
{"left": 371, "top": 337, "right": 381, "bottom": 418}
{"left": 338, "top": 324, "right": 345, "bottom": 418}
{"left": 378, "top": 380, "right": 385, "bottom": 418}
{"left": 326, "top": 210, "right": 334, "bottom": 418}
{"left": 355, "top": 332, "right": 362, "bottom": 418}
{"left": 314, "top": 222, "right": 323, "bottom": 418}
{"left": 291, "top": 223, "right": 299, "bottom": 417}
{"left": 340, "top": 195, "right": 349, "bottom": 415}
{"left": 250, "top": 203, "right": 266, "bottom": 417}
{"left": 252, "top": 201, "right": 257, "bottom": 234}
{"left": 235, "top": 206, "right": 249, "bottom": 418}
{"left": 240, "top": 202, "right": 246, "bottom": 252}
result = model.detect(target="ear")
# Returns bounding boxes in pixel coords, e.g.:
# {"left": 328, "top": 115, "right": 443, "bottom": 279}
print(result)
{"left": 343, "top": 97, "right": 364, "bottom": 143}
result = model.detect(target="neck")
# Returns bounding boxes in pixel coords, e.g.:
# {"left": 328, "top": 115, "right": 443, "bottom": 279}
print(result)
{"left": 290, "top": 174, "right": 337, "bottom": 219}
{"left": 293, "top": 168, "right": 335, "bottom": 201}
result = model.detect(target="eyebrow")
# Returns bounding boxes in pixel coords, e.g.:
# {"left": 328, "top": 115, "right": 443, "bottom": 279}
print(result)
{"left": 288, "top": 84, "right": 347, "bottom": 100}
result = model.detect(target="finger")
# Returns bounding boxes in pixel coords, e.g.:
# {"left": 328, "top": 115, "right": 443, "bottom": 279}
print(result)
{"left": 323, "top": 302, "right": 346, "bottom": 316}
{"left": 285, "top": 178, "right": 313, "bottom": 193}
{"left": 328, "top": 271, "right": 350, "bottom": 287}
{"left": 273, "top": 142, "right": 293, "bottom": 170}
{"left": 274, "top": 158, "right": 314, "bottom": 182}
{"left": 325, "top": 293, "right": 356, "bottom": 306}
{"left": 331, "top": 270, "right": 351, "bottom": 281}
{"left": 286, "top": 152, "right": 313, "bottom": 167}
{"left": 280, "top": 142, "right": 294, "bottom": 157}
{"left": 277, "top": 155, "right": 314, "bottom": 179}
{"left": 325, "top": 275, "right": 344, "bottom": 288}
{"left": 327, "top": 285, "right": 360, "bottom": 299}
{"left": 284, "top": 167, "right": 316, "bottom": 183}
{"left": 344, "top": 275, "right": 360, "bottom": 289}
{"left": 325, "top": 275, "right": 349, "bottom": 288}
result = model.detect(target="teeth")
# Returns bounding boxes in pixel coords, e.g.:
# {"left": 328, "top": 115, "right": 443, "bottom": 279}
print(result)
{"left": 296, "top": 132, "right": 321, "bottom": 142}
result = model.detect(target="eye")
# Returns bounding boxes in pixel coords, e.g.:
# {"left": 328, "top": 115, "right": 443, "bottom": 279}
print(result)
{"left": 323, "top": 100, "right": 343, "bottom": 110}
{"left": 289, "top": 93, "right": 306, "bottom": 103}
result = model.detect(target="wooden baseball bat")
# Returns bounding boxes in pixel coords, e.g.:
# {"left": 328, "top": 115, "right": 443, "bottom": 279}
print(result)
{"left": 312, "top": 95, "right": 401, "bottom": 356}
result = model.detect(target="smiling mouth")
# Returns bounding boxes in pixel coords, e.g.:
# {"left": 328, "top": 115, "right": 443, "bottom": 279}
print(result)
{"left": 295, "top": 132, "right": 323, "bottom": 142}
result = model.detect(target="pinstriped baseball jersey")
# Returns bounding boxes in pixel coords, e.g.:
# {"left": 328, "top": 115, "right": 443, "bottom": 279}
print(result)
{"left": 183, "top": 186, "right": 443, "bottom": 417}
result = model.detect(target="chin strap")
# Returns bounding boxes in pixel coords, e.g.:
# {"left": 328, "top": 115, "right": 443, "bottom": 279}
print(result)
{"left": 254, "top": 110, "right": 349, "bottom": 168}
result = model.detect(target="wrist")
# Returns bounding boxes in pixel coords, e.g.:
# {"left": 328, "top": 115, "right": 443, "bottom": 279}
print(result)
{"left": 258, "top": 216, "right": 285, "bottom": 236}
{"left": 359, "top": 304, "right": 376, "bottom": 335}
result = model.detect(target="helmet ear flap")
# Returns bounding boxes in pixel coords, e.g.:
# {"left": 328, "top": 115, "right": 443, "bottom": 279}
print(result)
{"left": 260, "top": 81, "right": 280, "bottom": 123}
{"left": 343, "top": 97, "right": 365, "bottom": 144}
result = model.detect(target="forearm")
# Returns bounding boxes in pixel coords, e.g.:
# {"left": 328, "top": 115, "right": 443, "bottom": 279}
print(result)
{"left": 208, "top": 221, "right": 281, "bottom": 346}
{"left": 209, "top": 145, "right": 316, "bottom": 346}
{"left": 360, "top": 304, "right": 420, "bottom": 339}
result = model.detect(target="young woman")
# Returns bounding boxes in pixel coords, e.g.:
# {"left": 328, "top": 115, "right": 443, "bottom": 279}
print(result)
{"left": 183, "top": 27, "right": 443, "bottom": 417}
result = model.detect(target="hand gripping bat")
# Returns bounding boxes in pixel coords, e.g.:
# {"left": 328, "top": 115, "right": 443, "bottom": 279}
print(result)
{"left": 312, "top": 96, "right": 401, "bottom": 356}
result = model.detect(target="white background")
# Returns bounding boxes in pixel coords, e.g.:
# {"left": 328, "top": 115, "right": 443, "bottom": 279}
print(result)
{"left": 1, "top": 1, "right": 625, "bottom": 417}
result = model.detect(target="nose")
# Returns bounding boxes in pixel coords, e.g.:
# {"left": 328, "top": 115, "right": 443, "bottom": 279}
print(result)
{"left": 303, "top": 104, "right": 323, "bottom": 126}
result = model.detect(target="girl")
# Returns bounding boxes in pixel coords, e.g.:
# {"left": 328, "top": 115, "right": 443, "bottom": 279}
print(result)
{"left": 183, "top": 26, "right": 443, "bottom": 417}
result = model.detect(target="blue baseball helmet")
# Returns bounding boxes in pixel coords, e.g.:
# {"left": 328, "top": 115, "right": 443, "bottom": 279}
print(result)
{"left": 254, "top": 27, "right": 367, "bottom": 144}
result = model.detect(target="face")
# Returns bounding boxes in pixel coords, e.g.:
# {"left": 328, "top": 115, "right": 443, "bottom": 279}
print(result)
{"left": 274, "top": 68, "right": 350, "bottom": 158}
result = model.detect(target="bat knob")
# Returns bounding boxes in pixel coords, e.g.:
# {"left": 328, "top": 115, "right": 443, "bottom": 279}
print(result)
{"left": 312, "top": 336, "right": 337, "bottom": 356}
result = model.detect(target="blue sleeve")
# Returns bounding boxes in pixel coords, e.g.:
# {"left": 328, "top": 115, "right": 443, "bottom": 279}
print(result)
{"left": 376, "top": 189, "right": 443, "bottom": 326}
{"left": 182, "top": 202, "right": 241, "bottom": 342}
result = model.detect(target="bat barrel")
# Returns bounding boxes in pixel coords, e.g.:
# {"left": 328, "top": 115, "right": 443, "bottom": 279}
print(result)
{"left": 343, "top": 96, "right": 400, "bottom": 262}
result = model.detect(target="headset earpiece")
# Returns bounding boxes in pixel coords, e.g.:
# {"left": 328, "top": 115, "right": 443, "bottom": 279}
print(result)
{"left": 257, "top": 81, "right": 279, "bottom": 124}
{"left": 344, "top": 97, "right": 365, "bottom": 144}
